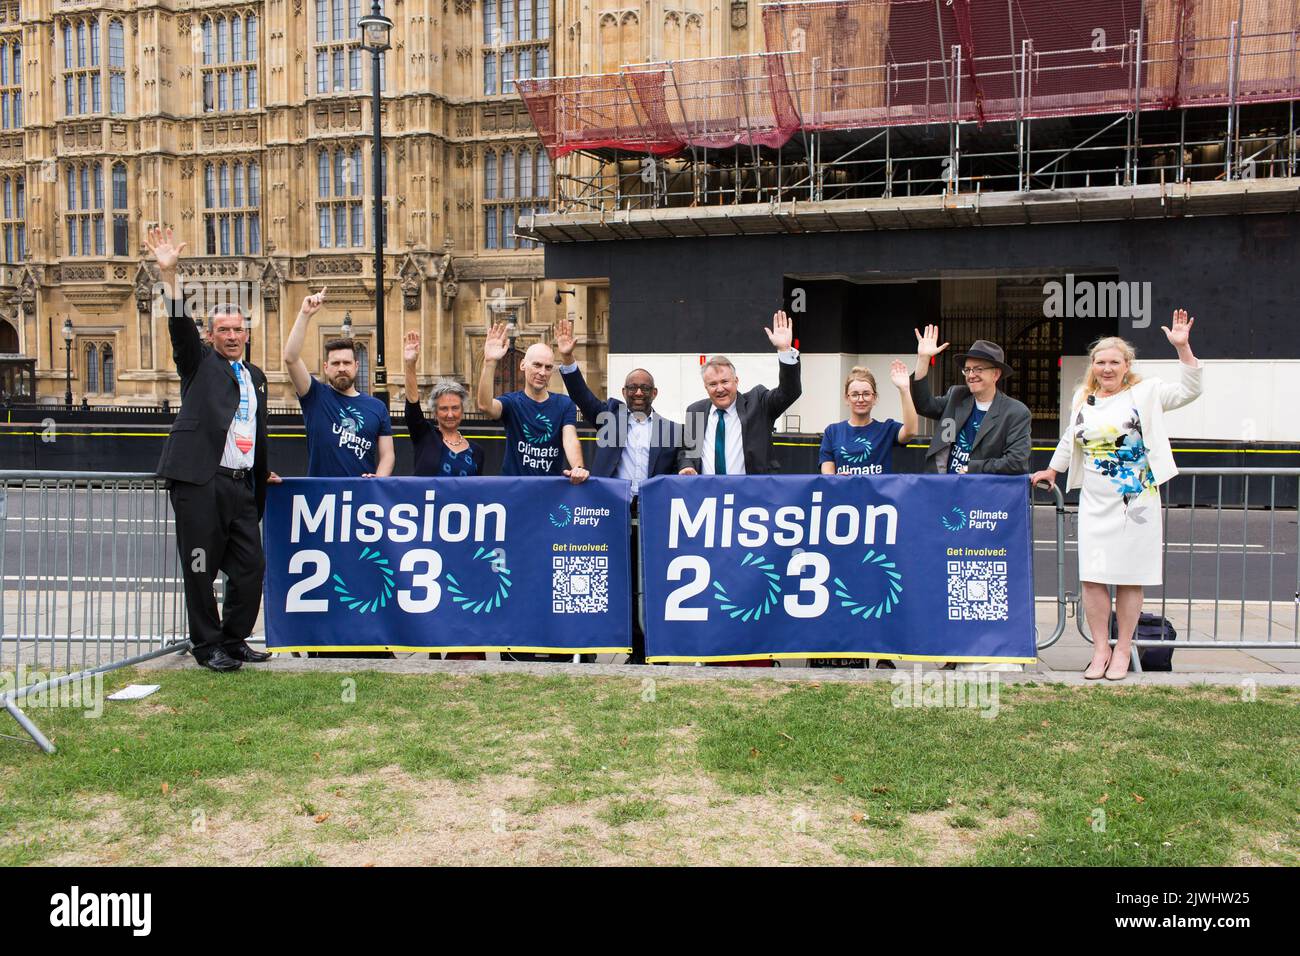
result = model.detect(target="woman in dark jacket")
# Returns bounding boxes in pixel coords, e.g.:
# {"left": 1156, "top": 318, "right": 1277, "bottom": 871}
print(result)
{"left": 403, "top": 331, "right": 485, "bottom": 660}
{"left": 403, "top": 331, "right": 484, "bottom": 478}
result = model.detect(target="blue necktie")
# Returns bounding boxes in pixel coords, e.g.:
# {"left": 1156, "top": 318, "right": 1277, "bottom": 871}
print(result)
{"left": 714, "top": 407, "right": 727, "bottom": 476}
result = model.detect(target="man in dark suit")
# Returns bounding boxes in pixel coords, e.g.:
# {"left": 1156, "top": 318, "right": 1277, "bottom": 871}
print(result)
{"left": 676, "top": 310, "right": 802, "bottom": 477}
{"left": 147, "top": 226, "right": 280, "bottom": 673}
{"left": 555, "top": 318, "right": 684, "bottom": 492}
{"left": 910, "top": 324, "right": 1031, "bottom": 475}
{"left": 555, "top": 318, "right": 685, "bottom": 663}
{"left": 675, "top": 311, "right": 801, "bottom": 668}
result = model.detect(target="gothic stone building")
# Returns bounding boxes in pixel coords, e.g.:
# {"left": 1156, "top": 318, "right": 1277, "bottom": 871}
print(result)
{"left": 0, "top": 0, "right": 758, "bottom": 406}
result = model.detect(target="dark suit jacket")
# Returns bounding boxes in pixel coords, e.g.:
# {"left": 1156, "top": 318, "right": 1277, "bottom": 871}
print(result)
{"left": 156, "top": 295, "right": 270, "bottom": 516}
{"left": 676, "top": 356, "right": 802, "bottom": 475}
{"left": 909, "top": 373, "right": 1031, "bottom": 475}
{"left": 561, "top": 364, "right": 683, "bottom": 481}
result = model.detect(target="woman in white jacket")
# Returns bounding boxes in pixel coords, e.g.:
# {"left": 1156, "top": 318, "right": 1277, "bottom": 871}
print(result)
{"left": 1031, "top": 310, "right": 1202, "bottom": 680}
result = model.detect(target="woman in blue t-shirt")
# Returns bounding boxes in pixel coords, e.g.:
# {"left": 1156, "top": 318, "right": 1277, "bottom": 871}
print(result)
{"left": 403, "top": 332, "right": 486, "bottom": 661}
{"left": 403, "top": 332, "right": 484, "bottom": 479}
{"left": 819, "top": 362, "right": 918, "bottom": 476}
{"left": 815, "top": 362, "right": 920, "bottom": 671}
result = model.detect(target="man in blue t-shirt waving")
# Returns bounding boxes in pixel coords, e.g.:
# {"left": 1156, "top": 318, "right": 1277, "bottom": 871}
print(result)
{"left": 476, "top": 321, "right": 589, "bottom": 663}
{"left": 284, "top": 287, "right": 395, "bottom": 479}
{"left": 476, "top": 321, "right": 589, "bottom": 483}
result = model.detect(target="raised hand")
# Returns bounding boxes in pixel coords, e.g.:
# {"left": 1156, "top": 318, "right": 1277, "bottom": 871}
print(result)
{"left": 484, "top": 322, "right": 510, "bottom": 363}
{"left": 1162, "top": 309, "right": 1195, "bottom": 349}
{"left": 914, "top": 324, "right": 950, "bottom": 359}
{"left": 144, "top": 225, "right": 187, "bottom": 273}
{"left": 403, "top": 330, "right": 420, "bottom": 365}
{"left": 889, "top": 359, "right": 910, "bottom": 390}
{"left": 555, "top": 317, "right": 576, "bottom": 360}
{"left": 765, "top": 310, "right": 793, "bottom": 352}
{"left": 300, "top": 286, "right": 327, "bottom": 318}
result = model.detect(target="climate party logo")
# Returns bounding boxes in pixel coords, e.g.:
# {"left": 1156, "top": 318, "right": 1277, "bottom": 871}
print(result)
{"left": 549, "top": 504, "right": 573, "bottom": 528}
{"left": 332, "top": 547, "right": 395, "bottom": 613}
{"left": 833, "top": 549, "right": 903, "bottom": 618}
{"left": 522, "top": 413, "right": 555, "bottom": 444}
{"left": 941, "top": 507, "right": 968, "bottom": 532}
{"left": 711, "top": 552, "right": 782, "bottom": 623}
{"left": 839, "top": 436, "right": 873, "bottom": 464}
{"left": 445, "top": 547, "right": 512, "bottom": 614}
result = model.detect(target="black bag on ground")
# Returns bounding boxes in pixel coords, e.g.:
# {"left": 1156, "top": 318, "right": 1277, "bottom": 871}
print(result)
{"left": 1108, "top": 612, "right": 1177, "bottom": 671}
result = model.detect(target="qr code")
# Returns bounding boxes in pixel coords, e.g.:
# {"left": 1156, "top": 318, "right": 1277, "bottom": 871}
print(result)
{"left": 947, "top": 561, "right": 1009, "bottom": 621}
{"left": 552, "top": 556, "right": 609, "bottom": 614}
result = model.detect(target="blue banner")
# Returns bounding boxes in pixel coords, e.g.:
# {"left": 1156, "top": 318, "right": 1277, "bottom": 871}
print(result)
{"left": 263, "top": 477, "right": 632, "bottom": 653}
{"left": 638, "top": 474, "right": 1036, "bottom": 663}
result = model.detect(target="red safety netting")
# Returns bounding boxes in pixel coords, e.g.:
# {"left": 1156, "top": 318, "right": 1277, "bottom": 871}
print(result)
{"left": 518, "top": 0, "right": 1300, "bottom": 157}
{"left": 515, "top": 73, "right": 685, "bottom": 158}
{"left": 632, "top": 54, "right": 801, "bottom": 150}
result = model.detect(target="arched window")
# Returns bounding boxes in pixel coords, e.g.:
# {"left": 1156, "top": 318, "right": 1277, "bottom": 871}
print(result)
{"left": 485, "top": 151, "right": 497, "bottom": 199}
{"left": 518, "top": 148, "right": 533, "bottom": 197}
{"left": 203, "top": 12, "right": 257, "bottom": 112}
{"left": 85, "top": 342, "right": 99, "bottom": 392}
{"left": 112, "top": 163, "right": 128, "bottom": 255}
{"left": 315, "top": 147, "right": 363, "bottom": 249}
{"left": 100, "top": 344, "right": 114, "bottom": 393}
{"left": 501, "top": 149, "right": 515, "bottom": 199}
{"left": 108, "top": 20, "right": 125, "bottom": 113}
{"left": 3, "top": 173, "right": 24, "bottom": 261}
{"left": 355, "top": 342, "right": 370, "bottom": 394}
{"left": 314, "top": 0, "right": 376, "bottom": 94}
{"left": 1, "top": 40, "right": 21, "bottom": 128}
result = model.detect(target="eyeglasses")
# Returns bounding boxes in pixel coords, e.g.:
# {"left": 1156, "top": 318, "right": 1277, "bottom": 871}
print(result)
{"left": 961, "top": 366, "right": 995, "bottom": 376}
{"left": 847, "top": 391, "right": 875, "bottom": 400}
{"left": 624, "top": 384, "right": 654, "bottom": 393}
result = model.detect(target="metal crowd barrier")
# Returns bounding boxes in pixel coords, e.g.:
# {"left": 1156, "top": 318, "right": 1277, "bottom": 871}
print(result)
{"left": 1070, "top": 468, "right": 1300, "bottom": 669}
{"left": 0, "top": 471, "right": 192, "bottom": 753}
{"left": 0, "top": 467, "right": 1287, "bottom": 752}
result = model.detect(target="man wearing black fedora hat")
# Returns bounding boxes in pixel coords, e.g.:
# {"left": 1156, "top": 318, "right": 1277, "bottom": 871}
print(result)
{"left": 910, "top": 325, "right": 1031, "bottom": 476}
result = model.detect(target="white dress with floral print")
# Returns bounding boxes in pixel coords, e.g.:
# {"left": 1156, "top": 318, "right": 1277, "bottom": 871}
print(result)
{"left": 1074, "top": 389, "right": 1163, "bottom": 585}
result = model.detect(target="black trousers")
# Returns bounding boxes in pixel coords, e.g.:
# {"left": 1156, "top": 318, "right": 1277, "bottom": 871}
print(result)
{"left": 170, "top": 472, "right": 265, "bottom": 657}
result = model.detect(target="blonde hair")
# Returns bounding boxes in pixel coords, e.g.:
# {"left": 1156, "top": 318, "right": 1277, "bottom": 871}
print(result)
{"left": 844, "top": 367, "right": 878, "bottom": 395}
{"left": 1081, "top": 336, "right": 1143, "bottom": 399}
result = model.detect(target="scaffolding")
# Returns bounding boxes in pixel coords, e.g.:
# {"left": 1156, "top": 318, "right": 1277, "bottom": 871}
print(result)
{"left": 515, "top": 0, "right": 1300, "bottom": 213}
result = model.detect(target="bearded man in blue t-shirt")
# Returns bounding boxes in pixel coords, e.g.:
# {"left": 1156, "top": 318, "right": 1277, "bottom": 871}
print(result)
{"left": 283, "top": 287, "right": 395, "bottom": 479}
{"left": 476, "top": 321, "right": 589, "bottom": 483}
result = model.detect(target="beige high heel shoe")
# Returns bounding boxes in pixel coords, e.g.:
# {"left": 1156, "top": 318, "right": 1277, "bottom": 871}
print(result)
{"left": 1104, "top": 648, "right": 1132, "bottom": 681}
{"left": 1083, "top": 648, "right": 1112, "bottom": 680}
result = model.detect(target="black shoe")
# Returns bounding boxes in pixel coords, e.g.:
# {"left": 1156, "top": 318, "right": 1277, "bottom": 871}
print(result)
{"left": 226, "top": 642, "right": 272, "bottom": 663}
{"left": 195, "top": 647, "right": 242, "bottom": 672}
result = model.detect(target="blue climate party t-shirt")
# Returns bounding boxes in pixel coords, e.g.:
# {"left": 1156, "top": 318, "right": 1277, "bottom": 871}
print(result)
{"left": 819, "top": 419, "right": 904, "bottom": 475}
{"left": 498, "top": 390, "right": 578, "bottom": 476}
{"left": 947, "top": 402, "right": 989, "bottom": 474}
{"left": 300, "top": 377, "right": 393, "bottom": 477}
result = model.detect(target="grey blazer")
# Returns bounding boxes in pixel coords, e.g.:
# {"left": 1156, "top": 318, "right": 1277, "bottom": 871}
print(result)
{"left": 909, "top": 373, "right": 1032, "bottom": 475}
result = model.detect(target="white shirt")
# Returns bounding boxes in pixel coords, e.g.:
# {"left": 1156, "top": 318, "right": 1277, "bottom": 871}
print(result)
{"left": 701, "top": 401, "right": 746, "bottom": 476}
{"left": 219, "top": 359, "right": 257, "bottom": 470}
{"left": 617, "top": 413, "right": 653, "bottom": 494}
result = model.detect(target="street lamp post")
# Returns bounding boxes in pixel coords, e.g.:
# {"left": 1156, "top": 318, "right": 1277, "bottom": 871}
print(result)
{"left": 359, "top": 1, "right": 393, "bottom": 411}
{"left": 61, "top": 317, "right": 73, "bottom": 408}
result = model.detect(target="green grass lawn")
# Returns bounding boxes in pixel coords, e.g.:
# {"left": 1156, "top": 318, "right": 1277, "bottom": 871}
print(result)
{"left": 0, "top": 669, "right": 1295, "bottom": 866}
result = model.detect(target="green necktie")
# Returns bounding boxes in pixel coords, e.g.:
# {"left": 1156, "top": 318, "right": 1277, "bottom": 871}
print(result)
{"left": 714, "top": 407, "right": 727, "bottom": 476}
